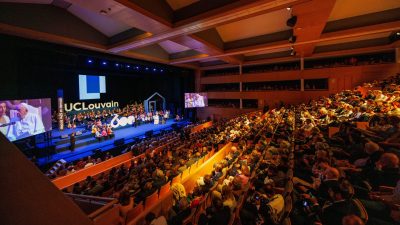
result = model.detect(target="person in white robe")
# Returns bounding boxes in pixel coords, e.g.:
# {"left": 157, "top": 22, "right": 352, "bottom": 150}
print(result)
{"left": 153, "top": 113, "right": 159, "bottom": 125}
{"left": 10, "top": 103, "right": 45, "bottom": 140}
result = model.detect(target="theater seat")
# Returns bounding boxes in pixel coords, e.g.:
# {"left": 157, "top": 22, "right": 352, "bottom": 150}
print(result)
{"left": 171, "top": 175, "right": 181, "bottom": 184}
{"left": 352, "top": 199, "right": 368, "bottom": 223}
{"left": 144, "top": 191, "right": 159, "bottom": 209}
{"left": 158, "top": 182, "right": 170, "bottom": 198}
{"left": 125, "top": 202, "right": 143, "bottom": 224}
{"left": 181, "top": 168, "right": 190, "bottom": 180}
{"left": 93, "top": 205, "right": 121, "bottom": 225}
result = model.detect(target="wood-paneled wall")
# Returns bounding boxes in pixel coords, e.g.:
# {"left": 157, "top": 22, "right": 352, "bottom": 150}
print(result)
{"left": 197, "top": 63, "right": 400, "bottom": 120}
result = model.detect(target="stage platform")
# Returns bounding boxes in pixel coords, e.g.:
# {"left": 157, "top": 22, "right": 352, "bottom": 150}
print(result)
{"left": 36, "top": 119, "right": 188, "bottom": 166}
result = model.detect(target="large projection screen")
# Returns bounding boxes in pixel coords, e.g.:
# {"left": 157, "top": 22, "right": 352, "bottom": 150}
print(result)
{"left": 184, "top": 93, "right": 208, "bottom": 108}
{"left": 0, "top": 98, "right": 52, "bottom": 141}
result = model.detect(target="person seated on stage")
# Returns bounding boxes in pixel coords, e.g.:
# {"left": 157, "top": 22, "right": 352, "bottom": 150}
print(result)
{"left": 175, "top": 114, "right": 180, "bottom": 121}
{"left": 96, "top": 119, "right": 102, "bottom": 127}
{"left": 95, "top": 129, "right": 102, "bottom": 140}
{"left": 101, "top": 128, "right": 108, "bottom": 137}
{"left": 91, "top": 125, "right": 97, "bottom": 134}
{"left": 107, "top": 125, "right": 113, "bottom": 136}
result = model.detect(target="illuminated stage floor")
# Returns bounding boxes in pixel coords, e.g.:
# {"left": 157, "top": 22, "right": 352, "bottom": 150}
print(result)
{"left": 36, "top": 119, "right": 188, "bottom": 166}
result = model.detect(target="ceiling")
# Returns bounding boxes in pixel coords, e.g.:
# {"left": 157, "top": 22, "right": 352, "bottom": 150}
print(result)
{"left": 0, "top": 0, "right": 399, "bottom": 70}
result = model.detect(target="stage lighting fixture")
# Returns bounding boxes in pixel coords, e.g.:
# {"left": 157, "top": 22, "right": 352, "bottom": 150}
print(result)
{"left": 397, "top": 32, "right": 400, "bottom": 36}
{"left": 153, "top": 68, "right": 156, "bottom": 71}
{"left": 87, "top": 59, "right": 93, "bottom": 63}
{"left": 286, "top": 7, "right": 292, "bottom": 11}
{"left": 160, "top": 69, "right": 164, "bottom": 72}
{"left": 286, "top": 16, "right": 297, "bottom": 27}
{"left": 289, "top": 35, "right": 297, "bottom": 43}
{"left": 102, "top": 61, "right": 107, "bottom": 65}
{"left": 115, "top": 63, "right": 119, "bottom": 66}
{"left": 145, "top": 67, "right": 149, "bottom": 70}
{"left": 136, "top": 66, "right": 139, "bottom": 69}
{"left": 126, "top": 65, "right": 130, "bottom": 68}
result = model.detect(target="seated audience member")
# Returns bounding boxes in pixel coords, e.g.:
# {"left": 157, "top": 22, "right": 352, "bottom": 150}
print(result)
{"left": 201, "top": 198, "right": 231, "bottom": 225}
{"left": 145, "top": 212, "right": 168, "bottom": 225}
{"left": 118, "top": 189, "right": 133, "bottom": 220}
{"left": 319, "top": 185, "right": 362, "bottom": 225}
{"left": 169, "top": 183, "right": 191, "bottom": 225}
{"left": 362, "top": 152, "right": 400, "bottom": 189}
{"left": 342, "top": 215, "right": 365, "bottom": 225}
{"left": 360, "top": 180, "right": 400, "bottom": 225}
{"left": 135, "top": 182, "right": 155, "bottom": 204}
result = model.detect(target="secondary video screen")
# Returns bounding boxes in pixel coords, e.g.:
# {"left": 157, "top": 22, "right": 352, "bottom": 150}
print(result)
{"left": 0, "top": 98, "right": 52, "bottom": 141}
{"left": 184, "top": 93, "right": 208, "bottom": 108}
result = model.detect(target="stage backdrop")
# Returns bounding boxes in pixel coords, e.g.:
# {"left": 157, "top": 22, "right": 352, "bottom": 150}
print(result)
{"left": 0, "top": 35, "right": 195, "bottom": 114}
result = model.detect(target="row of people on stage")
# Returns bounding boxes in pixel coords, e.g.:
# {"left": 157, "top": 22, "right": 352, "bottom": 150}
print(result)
{"left": 91, "top": 124, "right": 114, "bottom": 139}
{"left": 53, "top": 101, "right": 171, "bottom": 129}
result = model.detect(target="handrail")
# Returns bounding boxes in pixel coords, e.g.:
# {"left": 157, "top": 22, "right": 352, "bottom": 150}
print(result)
{"left": 88, "top": 199, "right": 119, "bottom": 219}
{"left": 65, "top": 193, "right": 116, "bottom": 202}
{"left": 64, "top": 192, "right": 118, "bottom": 220}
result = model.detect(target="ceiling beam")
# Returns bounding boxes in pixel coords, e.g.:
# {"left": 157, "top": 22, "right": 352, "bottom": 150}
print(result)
{"left": 171, "top": 34, "right": 243, "bottom": 65}
{"left": 114, "top": 0, "right": 173, "bottom": 27}
{"left": 169, "top": 20, "right": 400, "bottom": 64}
{"left": 0, "top": 22, "right": 107, "bottom": 51}
{"left": 108, "top": 0, "right": 309, "bottom": 52}
{"left": 292, "top": 0, "right": 336, "bottom": 56}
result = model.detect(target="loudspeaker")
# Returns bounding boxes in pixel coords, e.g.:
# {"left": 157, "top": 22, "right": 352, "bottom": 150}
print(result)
{"left": 286, "top": 16, "right": 297, "bottom": 27}
{"left": 145, "top": 130, "right": 153, "bottom": 138}
{"left": 114, "top": 138, "right": 125, "bottom": 146}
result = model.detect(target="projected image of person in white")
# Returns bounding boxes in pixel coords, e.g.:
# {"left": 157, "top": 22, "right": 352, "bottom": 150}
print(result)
{"left": 9, "top": 103, "right": 45, "bottom": 140}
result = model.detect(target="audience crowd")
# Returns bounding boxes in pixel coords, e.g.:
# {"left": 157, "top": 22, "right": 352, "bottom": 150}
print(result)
{"left": 51, "top": 130, "right": 179, "bottom": 179}
{"left": 62, "top": 73, "right": 400, "bottom": 225}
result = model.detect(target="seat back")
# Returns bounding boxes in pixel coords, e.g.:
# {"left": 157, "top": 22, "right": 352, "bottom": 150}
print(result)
{"left": 93, "top": 205, "right": 120, "bottom": 225}
{"left": 158, "top": 182, "right": 171, "bottom": 198}
{"left": 181, "top": 168, "right": 190, "bottom": 180}
{"left": 144, "top": 191, "right": 158, "bottom": 209}
{"left": 191, "top": 163, "right": 198, "bottom": 172}
{"left": 352, "top": 199, "right": 368, "bottom": 223}
{"left": 125, "top": 202, "right": 143, "bottom": 224}
{"left": 286, "top": 169, "right": 293, "bottom": 181}
{"left": 182, "top": 208, "right": 197, "bottom": 225}
{"left": 284, "top": 181, "right": 293, "bottom": 197}
{"left": 171, "top": 175, "right": 181, "bottom": 184}
{"left": 198, "top": 156, "right": 205, "bottom": 165}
